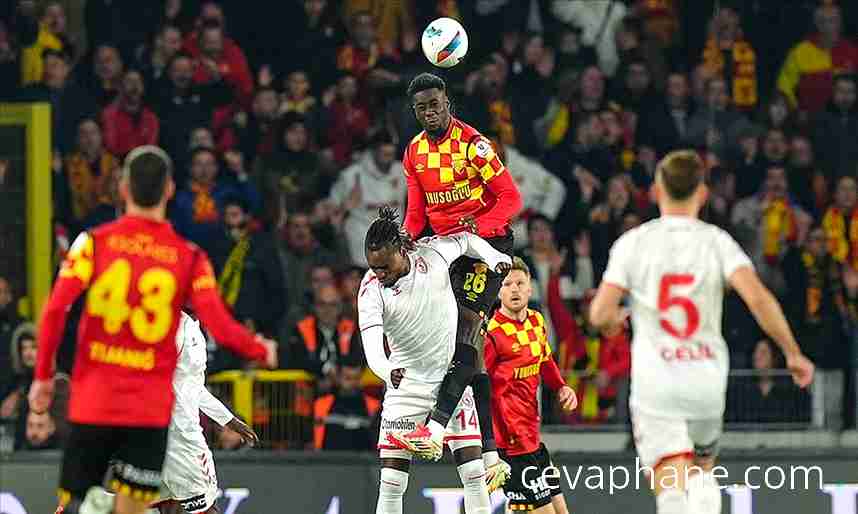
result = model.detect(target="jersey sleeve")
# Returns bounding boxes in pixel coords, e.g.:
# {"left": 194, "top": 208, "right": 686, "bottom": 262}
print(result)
{"left": 428, "top": 233, "right": 512, "bottom": 270}
{"left": 188, "top": 251, "right": 267, "bottom": 361}
{"left": 357, "top": 274, "right": 383, "bottom": 331}
{"left": 199, "top": 386, "right": 236, "bottom": 426}
{"left": 35, "top": 232, "right": 93, "bottom": 380}
{"left": 715, "top": 229, "right": 754, "bottom": 280}
{"left": 466, "top": 136, "right": 505, "bottom": 183}
{"left": 402, "top": 145, "right": 428, "bottom": 238}
{"left": 601, "top": 232, "right": 634, "bottom": 291}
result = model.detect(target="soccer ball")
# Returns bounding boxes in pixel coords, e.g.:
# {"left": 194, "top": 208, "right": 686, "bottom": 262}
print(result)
{"left": 421, "top": 17, "right": 469, "bottom": 68}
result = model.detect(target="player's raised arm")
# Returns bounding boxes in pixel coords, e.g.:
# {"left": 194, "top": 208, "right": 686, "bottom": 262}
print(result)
{"left": 728, "top": 266, "right": 814, "bottom": 387}
{"left": 188, "top": 251, "right": 276, "bottom": 367}
{"left": 432, "top": 232, "right": 512, "bottom": 272}
{"left": 466, "top": 137, "right": 523, "bottom": 236}
{"left": 402, "top": 146, "right": 428, "bottom": 239}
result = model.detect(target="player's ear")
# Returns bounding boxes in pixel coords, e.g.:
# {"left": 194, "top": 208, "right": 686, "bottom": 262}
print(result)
{"left": 698, "top": 183, "right": 709, "bottom": 206}
{"left": 165, "top": 177, "right": 176, "bottom": 201}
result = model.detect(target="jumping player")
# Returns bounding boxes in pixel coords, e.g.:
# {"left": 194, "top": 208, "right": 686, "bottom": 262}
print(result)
{"left": 397, "top": 72, "right": 523, "bottom": 489}
{"left": 359, "top": 207, "right": 512, "bottom": 514}
{"left": 485, "top": 258, "right": 577, "bottom": 514}
{"left": 30, "top": 146, "right": 277, "bottom": 514}
{"left": 154, "top": 312, "right": 259, "bottom": 514}
{"left": 589, "top": 150, "right": 814, "bottom": 514}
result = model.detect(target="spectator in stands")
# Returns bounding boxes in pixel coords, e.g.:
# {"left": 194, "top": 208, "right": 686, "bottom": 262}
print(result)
{"left": 757, "top": 91, "right": 798, "bottom": 134}
{"left": 1, "top": 322, "right": 33, "bottom": 423}
{"left": 189, "top": 21, "right": 253, "bottom": 108}
{"left": 638, "top": 72, "right": 692, "bottom": 156}
{"left": 518, "top": 216, "right": 594, "bottom": 339}
{"left": 55, "top": 118, "right": 120, "bottom": 237}
{"left": 286, "top": 0, "right": 341, "bottom": 89}
{"left": 611, "top": 58, "right": 658, "bottom": 120}
{"left": 726, "top": 339, "right": 811, "bottom": 424}
{"left": 100, "top": 68, "right": 158, "bottom": 158}
{"left": 788, "top": 135, "right": 827, "bottom": 217}
{"left": 338, "top": 265, "right": 366, "bottom": 322}
{"left": 0, "top": 277, "right": 23, "bottom": 394}
{"left": 553, "top": 23, "right": 598, "bottom": 75}
{"left": 190, "top": 126, "right": 216, "bottom": 151}
{"left": 137, "top": 24, "right": 183, "bottom": 86}
{"left": 279, "top": 70, "right": 325, "bottom": 137}
{"left": 224, "top": 87, "right": 281, "bottom": 163}
{"left": 88, "top": 44, "right": 124, "bottom": 107}
{"left": 21, "top": 411, "right": 58, "bottom": 450}
{"left": 812, "top": 74, "right": 858, "bottom": 179}
{"left": 700, "top": 6, "right": 758, "bottom": 112}
{"left": 821, "top": 176, "right": 858, "bottom": 271}
{"left": 255, "top": 114, "right": 323, "bottom": 227}
{"left": 210, "top": 196, "right": 286, "bottom": 338}
{"left": 777, "top": 3, "right": 858, "bottom": 115}
{"left": 326, "top": 132, "right": 405, "bottom": 267}
{"left": 732, "top": 165, "right": 812, "bottom": 295}
{"left": 312, "top": 357, "right": 379, "bottom": 451}
{"left": 589, "top": 175, "right": 639, "bottom": 278}
{"left": 325, "top": 73, "right": 372, "bottom": 168}
{"left": 614, "top": 14, "right": 668, "bottom": 92}
{"left": 337, "top": 10, "right": 390, "bottom": 82}
{"left": 287, "top": 284, "right": 358, "bottom": 394}
{"left": 151, "top": 51, "right": 235, "bottom": 174}
{"left": 171, "top": 147, "right": 260, "bottom": 251}
{"left": 783, "top": 224, "right": 845, "bottom": 368}
{"left": 16, "top": 48, "right": 96, "bottom": 153}
{"left": 685, "top": 76, "right": 751, "bottom": 161}
{"left": 732, "top": 126, "right": 792, "bottom": 197}
{"left": 551, "top": 0, "right": 628, "bottom": 77}
{"left": 18, "top": 1, "right": 70, "bottom": 85}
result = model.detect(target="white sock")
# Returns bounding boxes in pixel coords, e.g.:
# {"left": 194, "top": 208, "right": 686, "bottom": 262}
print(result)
{"left": 79, "top": 487, "right": 114, "bottom": 514}
{"left": 688, "top": 471, "right": 722, "bottom": 514}
{"left": 427, "top": 419, "right": 445, "bottom": 442}
{"left": 656, "top": 489, "right": 689, "bottom": 514}
{"left": 482, "top": 450, "right": 500, "bottom": 468}
{"left": 376, "top": 468, "right": 408, "bottom": 514}
{"left": 457, "top": 459, "right": 491, "bottom": 514}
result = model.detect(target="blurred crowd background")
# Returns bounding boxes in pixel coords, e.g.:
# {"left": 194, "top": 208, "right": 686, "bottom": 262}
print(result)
{"left": 1, "top": 0, "right": 858, "bottom": 452}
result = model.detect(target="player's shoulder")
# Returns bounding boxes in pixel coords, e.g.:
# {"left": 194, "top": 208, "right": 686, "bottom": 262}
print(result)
{"left": 408, "top": 131, "right": 426, "bottom": 147}
{"left": 358, "top": 270, "right": 381, "bottom": 298}
{"left": 527, "top": 308, "right": 546, "bottom": 325}
{"left": 453, "top": 118, "right": 480, "bottom": 140}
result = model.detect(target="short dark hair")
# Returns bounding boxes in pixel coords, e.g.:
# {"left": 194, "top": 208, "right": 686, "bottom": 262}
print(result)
{"left": 124, "top": 146, "right": 172, "bottom": 208}
{"left": 42, "top": 48, "right": 70, "bottom": 63}
{"left": 657, "top": 150, "right": 704, "bottom": 202}
{"left": 407, "top": 72, "right": 446, "bottom": 101}
{"left": 365, "top": 206, "right": 415, "bottom": 253}
{"left": 168, "top": 51, "right": 194, "bottom": 69}
{"left": 222, "top": 194, "right": 248, "bottom": 213}
{"left": 190, "top": 146, "right": 217, "bottom": 164}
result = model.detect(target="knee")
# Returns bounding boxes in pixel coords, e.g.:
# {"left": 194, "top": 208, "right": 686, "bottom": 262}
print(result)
{"left": 456, "top": 458, "right": 487, "bottom": 489}
{"left": 379, "top": 468, "right": 409, "bottom": 498}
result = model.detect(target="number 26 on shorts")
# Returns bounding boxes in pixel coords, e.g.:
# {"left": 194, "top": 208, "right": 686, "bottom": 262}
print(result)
{"left": 658, "top": 273, "right": 699, "bottom": 340}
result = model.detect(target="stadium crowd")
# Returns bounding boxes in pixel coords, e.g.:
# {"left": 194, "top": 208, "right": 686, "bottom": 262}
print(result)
{"left": 1, "top": 0, "right": 857, "bottom": 451}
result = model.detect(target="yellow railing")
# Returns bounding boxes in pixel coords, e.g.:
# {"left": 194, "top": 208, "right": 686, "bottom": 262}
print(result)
{"left": 207, "top": 369, "right": 383, "bottom": 449}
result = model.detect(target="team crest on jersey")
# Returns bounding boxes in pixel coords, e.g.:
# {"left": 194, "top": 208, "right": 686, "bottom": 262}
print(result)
{"left": 474, "top": 262, "right": 488, "bottom": 274}
{"left": 474, "top": 139, "right": 492, "bottom": 158}
{"left": 415, "top": 256, "right": 428, "bottom": 273}
{"left": 416, "top": 163, "right": 424, "bottom": 171}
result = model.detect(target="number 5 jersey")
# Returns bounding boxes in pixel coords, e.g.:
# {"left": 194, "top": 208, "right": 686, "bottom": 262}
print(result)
{"left": 601, "top": 216, "right": 753, "bottom": 420}
{"left": 36, "top": 215, "right": 268, "bottom": 427}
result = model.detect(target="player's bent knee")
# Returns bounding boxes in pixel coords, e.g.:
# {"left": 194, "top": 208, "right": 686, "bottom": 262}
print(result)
{"left": 379, "top": 468, "right": 409, "bottom": 497}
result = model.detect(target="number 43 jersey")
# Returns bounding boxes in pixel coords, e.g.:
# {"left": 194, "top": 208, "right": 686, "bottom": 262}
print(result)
{"left": 602, "top": 216, "right": 753, "bottom": 419}
{"left": 36, "top": 215, "right": 267, "bottom": 427}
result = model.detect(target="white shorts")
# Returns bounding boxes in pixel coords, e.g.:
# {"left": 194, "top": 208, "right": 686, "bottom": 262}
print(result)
{"left": 158, "top": 435, "right": 219, "bottom": 513}
{"left": 377, "top": 379, "right": 481, "bottom": 460}
{"left": 631, "top": 409, "right": 722, "bottom": 470}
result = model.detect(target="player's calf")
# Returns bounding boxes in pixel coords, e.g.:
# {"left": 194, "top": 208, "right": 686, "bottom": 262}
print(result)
{"left": 687, "top": 445, "right": 721, "bottom": 514}
{"left": 376, "top": 458, "right": 410, "bottom": 514}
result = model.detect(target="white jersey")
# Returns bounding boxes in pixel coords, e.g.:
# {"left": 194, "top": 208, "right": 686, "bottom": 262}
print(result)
{"left": 170, "top": 313, "right": 234, "bottom": 445}
{"left": 602, "top": 216, "right": 752, "bottom": 419}
{"left": 358, "top": 233, "right": 511, "bottom": 385}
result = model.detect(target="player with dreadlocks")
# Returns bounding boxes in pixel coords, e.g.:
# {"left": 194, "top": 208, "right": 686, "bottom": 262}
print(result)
{"left": 358, "top": 206, "right": 512, "bottom": 514}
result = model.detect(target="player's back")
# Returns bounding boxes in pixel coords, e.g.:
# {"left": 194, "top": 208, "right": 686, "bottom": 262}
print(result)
{"left": 71, "top": 215, "right": 208, "bottom": 427}
{"left": 603, "top": 216, "right": 752, "bottom": 419}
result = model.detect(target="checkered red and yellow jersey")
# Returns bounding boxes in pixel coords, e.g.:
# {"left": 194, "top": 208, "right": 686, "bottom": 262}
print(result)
{"left": 485, "top": 308, "right": 557, "bottom": 456}
{"left": 402, "top": 117, "right": 508, "bottom": 236}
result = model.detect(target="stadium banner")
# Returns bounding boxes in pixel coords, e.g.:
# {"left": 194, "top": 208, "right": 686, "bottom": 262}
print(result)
{"left": 2, "top": 450, "right": 858, "bottom": 514}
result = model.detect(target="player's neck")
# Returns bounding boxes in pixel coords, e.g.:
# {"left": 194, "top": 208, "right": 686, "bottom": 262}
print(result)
{"left": 500, "top": 305, "right": 527, "bottom": 322}
{"left": 659, "top": 203, "right": 699, "bottom": 218}
{"left": 125, "top": 203, "right": 167, "bottom": 222}
{"left": 426, "top": 118, "right": 452, "bottom": 142}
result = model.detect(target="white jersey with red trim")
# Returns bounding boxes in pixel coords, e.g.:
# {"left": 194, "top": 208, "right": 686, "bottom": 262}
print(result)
{"left": 602, "top": 216, "right": 752, "bottom": 419}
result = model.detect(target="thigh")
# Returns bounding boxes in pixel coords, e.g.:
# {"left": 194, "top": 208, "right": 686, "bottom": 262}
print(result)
{"left": 534, "top": 444, "right": 564, "bottom": 499}
{"left": 502, "top": 449, "right": 555, "bottom": 510}
{"left": 444, "top": 386, "right": 482, "bottom": 452}
{"left": 161, "top": 439, "right": 219, "bottom": 514}
{"left": 111, "top": 427, "right": 169, "bottom": 504}
{"left": 59, "top": 423, "right": 119, "bottom": 505}
{"left": 449, "top": 235, "right": 514, "bottom": 317}
{"left": 377, "top": 383, "right": 434, "bottom": 460}
{"left": 631, "top": 410, "right": 694, "bottom": 470}
{"left": 687, "top": 418, "right": 722, "bottom": 460}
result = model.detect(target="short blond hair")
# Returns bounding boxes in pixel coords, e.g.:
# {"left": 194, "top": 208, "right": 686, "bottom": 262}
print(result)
{"left": 657, "top": 150, "right": 704, "bottom": 201}
{"left": 510, "top": 256, "right": 531, "bottom": 276}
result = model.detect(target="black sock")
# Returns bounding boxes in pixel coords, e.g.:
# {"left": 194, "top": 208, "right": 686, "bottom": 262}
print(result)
{"left": 430, "top": 343, "right": 477, "bottom": 427}
{"left": 470, "top": 372, "right": 497, "bottom": 452}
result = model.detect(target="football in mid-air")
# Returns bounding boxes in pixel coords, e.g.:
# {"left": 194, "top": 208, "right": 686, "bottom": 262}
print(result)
{"left": 421, "top": 17, "right": 469, "bottom": 68}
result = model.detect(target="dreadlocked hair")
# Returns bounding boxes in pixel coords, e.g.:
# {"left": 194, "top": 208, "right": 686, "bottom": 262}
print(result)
{"left": 365, "top": 206, "right": 416, "bottom": 252}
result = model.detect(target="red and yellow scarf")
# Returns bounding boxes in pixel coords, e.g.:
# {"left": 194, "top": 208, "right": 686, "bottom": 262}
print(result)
{"left": 801, "top": 252, "right": 824, "bottom": 321}
{"left": 822, "top": 206, "right": 858, "bottom": 269}
{"left": 762, "top": 198, "right": 797, "bottom": 265}
{"left": 190, "top": 182, "right": 218, "bottom": 223}
{"left": 702, "top": 37, "right": 757, "bottom": 110}
{"left": 65, "top": 152, "right": 119, "bottom": 221}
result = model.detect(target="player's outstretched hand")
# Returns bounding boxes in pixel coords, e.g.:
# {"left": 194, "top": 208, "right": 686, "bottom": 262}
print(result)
{"left": 786, "top": 352, "right": 815, "bottom": 388}
{"left": 557, "top": 385, "right": 577, "bottom": 412}
{"left": 259, "top": 337, "right": 278, "bottom": 369}
{"left": 458, "top": 215, "right": 478, "bottom": 234}
{"left": 28, "top": 378, "right": 54, "bottom": 414}
{"left": 226, "top": 417, "right": 260, "bottom": 447}
{"left": 390, "top": 368, "right": 406, "bottom": 389}
{"left": 495, "top": 260, "right": 512, "bottom": 274}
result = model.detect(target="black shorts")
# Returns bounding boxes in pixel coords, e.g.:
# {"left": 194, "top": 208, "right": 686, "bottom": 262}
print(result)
{"left": 58, "top": 423, "right": 168, "bottom": 506}
{"left": 449, "top": 233, "right": 514, "bottom": 317}
{"left": 500, "top": 443, "right": 562, "bottom": 511}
